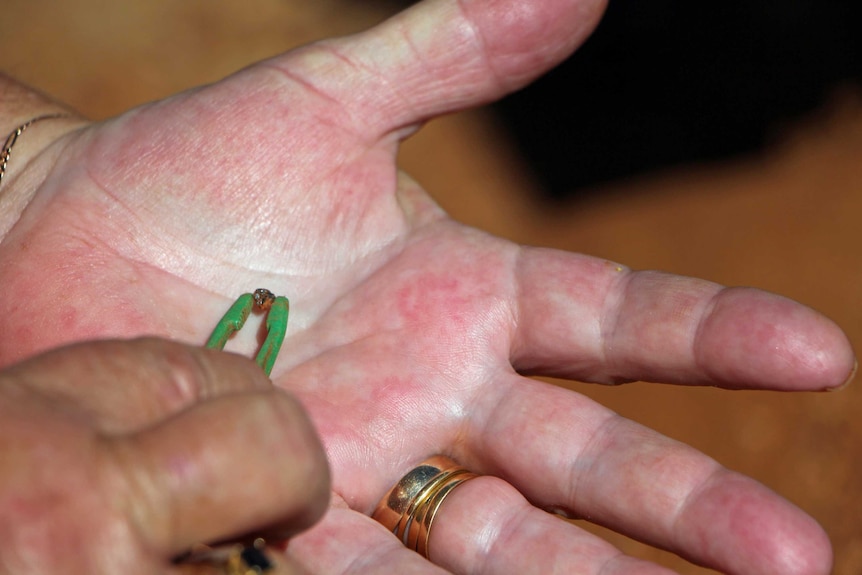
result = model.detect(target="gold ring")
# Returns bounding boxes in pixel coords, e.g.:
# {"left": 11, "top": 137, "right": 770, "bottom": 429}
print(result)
{"left": 373, "top": 456, "right": 479, "bottom": 559}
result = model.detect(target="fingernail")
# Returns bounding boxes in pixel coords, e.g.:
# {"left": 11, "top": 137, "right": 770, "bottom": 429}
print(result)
{"left": 826, "top": 359, "right": 857, "bottom": 392}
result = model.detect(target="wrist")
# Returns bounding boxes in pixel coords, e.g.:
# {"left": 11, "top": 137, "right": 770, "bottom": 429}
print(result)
{"left": 0, "top": 72, "right": 80, "bottom": 129}
{"left": 1, "top": 113, "right": 71, "bottom": 184}
{"left": 0, "top": 73, "right": 85, "bottom": 240}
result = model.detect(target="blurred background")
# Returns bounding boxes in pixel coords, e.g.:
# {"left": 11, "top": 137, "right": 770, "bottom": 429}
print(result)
{"left": 2, "top": 0, "right": 861, "bottom": 572}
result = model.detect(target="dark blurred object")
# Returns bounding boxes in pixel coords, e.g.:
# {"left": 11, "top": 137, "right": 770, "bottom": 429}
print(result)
{"left": 497, "top": 0, "right": 862, "bottom": 201}
{"left": 386, "top": 0, "right": 862, "bottom": 201}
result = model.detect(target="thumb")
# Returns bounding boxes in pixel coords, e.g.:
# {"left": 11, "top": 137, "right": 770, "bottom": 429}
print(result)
{"left": 106, "top": 387, "right": 330, "bottom": 555}
{"left": 263, "top": 0, "right": 607, "bottom": 134}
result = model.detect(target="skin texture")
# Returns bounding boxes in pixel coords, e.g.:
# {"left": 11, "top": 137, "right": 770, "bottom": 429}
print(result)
{"left": 0, "top": 0, "right": 856, "bottom": 573}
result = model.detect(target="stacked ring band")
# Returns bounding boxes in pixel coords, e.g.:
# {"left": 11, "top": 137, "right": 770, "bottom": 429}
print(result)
{"left": 373, "top": 456, "right": 479, "bottom": 559}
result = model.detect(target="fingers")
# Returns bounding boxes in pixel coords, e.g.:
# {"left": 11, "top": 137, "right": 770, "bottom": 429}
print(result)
{"left": 464, "top": 376, "right": 832, "bottom": 575}
{"left": 4, "top": 338, "right": 274, "bottom": 432}
{"left": 510, "top": 247, "right": 856, "bottom": 390}
{"left": 429, "top": 476, "right": 676, "bottom": 575}
{"left": 0, "top": 339, "right": 328, "bottom": 571}
{"left": 265, "top": 0, "right": 606, "bottom": 134}
{"left": 105, "top": 386, "right": 330, "bottom": 554}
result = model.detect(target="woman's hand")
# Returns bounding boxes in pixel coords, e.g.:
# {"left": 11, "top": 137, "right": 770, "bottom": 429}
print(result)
{"left": 0, "top": 339, "right": 328, "bottom": 573}
{"left": 0, "top": 0, "right": 854, "bottom": 573}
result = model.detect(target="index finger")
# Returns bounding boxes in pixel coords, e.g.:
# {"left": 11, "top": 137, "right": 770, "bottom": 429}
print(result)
{"left": 510, "top": 247, "right": 856, "bottom": 390}
{"left": 3, "top": 338, "right": 275, "bottom": 432}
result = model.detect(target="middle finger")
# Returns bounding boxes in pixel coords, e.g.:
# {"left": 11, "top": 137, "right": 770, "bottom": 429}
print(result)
{"left": 460, "top": 374, "right": 831, "bottom": 575}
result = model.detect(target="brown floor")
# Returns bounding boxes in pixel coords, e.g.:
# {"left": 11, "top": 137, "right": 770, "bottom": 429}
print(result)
{"left": 3, "top": 1, "right": 861, "bottom": 573}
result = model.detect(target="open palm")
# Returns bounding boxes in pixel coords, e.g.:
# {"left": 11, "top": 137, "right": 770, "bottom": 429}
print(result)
{"left": 0, "top": 1, "right": 854, "bottom": 574}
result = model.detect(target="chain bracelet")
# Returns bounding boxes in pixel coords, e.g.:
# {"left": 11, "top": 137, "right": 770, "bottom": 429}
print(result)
{"left": 0, "top": 113, "right": 70, "bottom": 189}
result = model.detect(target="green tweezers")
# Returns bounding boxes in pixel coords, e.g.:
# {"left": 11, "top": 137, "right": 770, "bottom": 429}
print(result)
{"left": 205, "top": 288, "right": 289, "bottom": 377}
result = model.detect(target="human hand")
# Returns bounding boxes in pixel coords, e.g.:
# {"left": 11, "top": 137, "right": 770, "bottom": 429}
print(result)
{"left": 0, "top": 338, "right": 328, "bottom": 574}
{"left": 0, "top": 0, "right": 855, "bottom": 573}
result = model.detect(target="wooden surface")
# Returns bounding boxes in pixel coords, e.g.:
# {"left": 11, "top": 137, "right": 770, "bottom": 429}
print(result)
{"left": 3, "top": 1, "right": 861, "bottom": 573}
